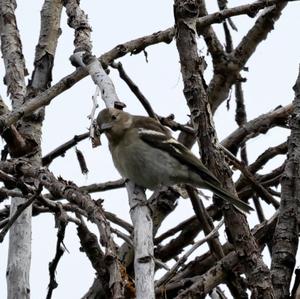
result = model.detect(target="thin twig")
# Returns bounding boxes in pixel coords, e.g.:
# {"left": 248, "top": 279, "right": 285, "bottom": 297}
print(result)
{"left": 46, "top": 204, "right": 69, "bottom": 299}
{"left": 42, "top": 132, "right": 89, "bottom": 166}
{"left": 79, "top": 178, "right": 126, "bottom": 194}
{"left": 186, "top": 186, "right": 224, "bottom": 259}
{"left": 154, "top": 216, "right": 196, "bottom": 244}
{"left": 0, "top": 186, "right": 42, "bottom": 242}
{"left": 158, "top": 116, "right": 195, "bottom": 135}
{"left": 111, "top": 61, "right": 157, "bottom": 119}
{"left": 111, "top": 227, "right": 133, "bottom": 247}
{"left": 221, "top": 145, "right": 279, "bottom": 208}
{"left": 156, "top": 220, "right": 224, "bottom": 287}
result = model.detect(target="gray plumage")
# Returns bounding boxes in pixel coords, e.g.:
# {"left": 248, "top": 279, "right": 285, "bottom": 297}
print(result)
{"left": 97, "top": 108, "right": 253, "bottom": 213}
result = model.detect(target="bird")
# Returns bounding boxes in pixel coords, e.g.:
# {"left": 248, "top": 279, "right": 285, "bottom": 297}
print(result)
{"left": 96, "top": 107, "right": 253, "bottom": 213}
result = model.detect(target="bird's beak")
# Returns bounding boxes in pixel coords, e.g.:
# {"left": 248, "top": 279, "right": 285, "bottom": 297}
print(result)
{"left": 99, "top": 122, "right": 113, "bottom": 134}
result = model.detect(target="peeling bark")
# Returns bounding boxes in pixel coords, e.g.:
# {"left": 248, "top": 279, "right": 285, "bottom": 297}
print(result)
{"left": 270, "top": 66, "right": 300, "bottom": 299}
{"left": 174, "top": 0, "right": 274, "bottom": 297}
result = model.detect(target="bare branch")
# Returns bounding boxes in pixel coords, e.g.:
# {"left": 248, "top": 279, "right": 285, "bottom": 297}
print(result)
{"left": 42, "top": 132, "right": 89, "bottom": 166}
{"left": 156, "top": 220, "right": 224, "bottom": 288}
{"left": 77, "top": 219, "right": 111, "bottom": 298}
{"left": 270, "top": 65, "right": 300, "bottom": 298}
{"left": 0, "top": 186, "right": 42, "bottom": 243}
{"left": 235, "top": 141, "right": 287, "bottom": 190}
{"left": 46, "top": 205, "right": 68, "bottom": 299}
{"left": 186, "top": 186, "right": 224, "bottom": 258}
{"left": 235, "top": 82, "right": 248, "bottom": 164}
{"left": 111, "top": 61, "right": 157, "bottom": 119}
{"left": 79, "top": 179, "right": 126, "bottom": 194}
{"left": 221, "top": 104, "right": 292, "bottom": 153}
{"left": 221, "top": 146, "right": 279, "bottom": 208}
{"left": 0, "top": 160, "right": 124, "bottom": 296}
{"left": 197, "top": 0, "right": 293, "bottom": 31}
{"left": 209, "top": 2, "right": 289, "bottom": 111}
{"left": 64, "top": 0, "right": 92, "bottom": 54}
{"left": 154, "top": 215, "right": 197, "bottom": 244}
{"left": 174, "top": 1, "right": 274, "bottom": 296}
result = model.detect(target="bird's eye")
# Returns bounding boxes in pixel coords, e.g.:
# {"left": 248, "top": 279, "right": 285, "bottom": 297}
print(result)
{"left": 111, "top": 115, "right": 117, "bottom": 120}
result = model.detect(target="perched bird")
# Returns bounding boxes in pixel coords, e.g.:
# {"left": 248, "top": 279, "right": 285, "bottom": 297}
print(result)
{"left": 97, "top": 108, "right": 252, "bottom": 213}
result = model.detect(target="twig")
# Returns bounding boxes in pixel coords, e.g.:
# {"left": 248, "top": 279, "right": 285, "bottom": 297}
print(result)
{"left": 0, "top": 218, "right": 8, "bottom": 229}
{"left": 42, "top": 132, "right": 89, "bottom": 166}
{"left": 46, "top": 205, "right": 68, "bottom": 299}
{"left": 0, "top": 1, "right": 297, "bottom": 133}
{"left": 111, "top": 61, "right": 157, "bottom": 119}
{"left": 76, "top": 218, "right": 111, "bottom": 298}
{"left": 222, "top": 104, "right": 292, "bottom": 152}
{"left": 155, "top": 205, "right": 221, "bottom": 264}
{"left": 43, "top": 178, "right": 126, "bottom": 202}
{"left": 197, "top": 0, "right": 293, "bottom": 31}
{"left": 186, "top": 186, "right": 224, "bottom": 259}
{"left": 237, "top": 163, "right": 285, "bottom": 202}
{"left": 62, "top": 204, "right": 133, "bottom": 234}
{"left": 235, "top": 142, "right": 287, "bottom": 191}
{"left": 252, "top": 194, "right": 266, "bottom": 223}
{"left": 152, "top": 256, "right": 170, "bottom": 271}
{"left": 249, "top": 142, "right": 287, "bottom": 173}
{"left": 154, "top": 216, "right": 196, "bottom": 244}
{"left": 291, "top": 268, "right": 300, "bottom": 299}
{"left": 197, "top": 0, "right": 224, "bottom": 64}
{"left": 158, "top": 116, "right": 195, "bottom": 135}
{"left": 156, "top": 220, "right": 224, "bottom": 287}
{"left": 235, "top": 81, "right": 249, "bottom": 165}
{"left": 89, "top": 87, "right": 100, "bottom": 145}
{"left": 221, "top": 145, "right": 280, "bottom": 208}
{"left": 164, "top": 211, "right": 278, "bottom": 290}
{"left": 111, "top": 227, "right": 133, "bottom": 247}
{"left": 8, "top": 195, "right": 134, "bottom": 235}
{"left": 0, "top": 186, "right": 42, "bottom": 242}
{"left": 105, "top": 211, "right": 133, "bottom": 234}
{"left": 79, "top": 178, "right": 126, "bottom": 193}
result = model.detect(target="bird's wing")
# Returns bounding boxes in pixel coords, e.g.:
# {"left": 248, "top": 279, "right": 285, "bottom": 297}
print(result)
{"left": 139, "top": 128, "right": 253, "bottom": 213}
{"left": 138, "top": 128, "right": 220, "bottom": 185}
{"left": 133, "top": 115, "right": 172, "bottom": 136}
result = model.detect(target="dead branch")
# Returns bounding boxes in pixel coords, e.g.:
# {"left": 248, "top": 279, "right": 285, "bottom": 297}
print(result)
{"left": 270, "top": 65, "right": 300, "bottom": 298}
{"left": 156, "top": 220, "right": 224, "bottom": 288}
{"left": 186, "top": 186, "right": 224, "bottom": 258}
{"left": 42, "top": 132, "right": 89, "bottom": 166}
{"left": 222, "top": 146, "right": 279, "bottom": 208}
{"left": 111, "top": 61, "right": 157, "bottom": 119}
{"left": 222, "top": 104, "right": 292, "bottom": 153}
{"left": 46, "top": 205, "right": 68, "bottom": 299}
{"left": 0, "top": 186, "right": 42, "bottom": 243}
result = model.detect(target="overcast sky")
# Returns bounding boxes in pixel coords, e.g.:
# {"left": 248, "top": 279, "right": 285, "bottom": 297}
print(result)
{"left": 1, "top": 1, "right": 300, "bottom": 298}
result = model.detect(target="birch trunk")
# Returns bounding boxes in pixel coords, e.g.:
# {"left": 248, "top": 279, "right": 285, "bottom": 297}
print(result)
{"left": 4, "top": 0, "right": 63, "bottom": 297}
{"left": 126, "top": 181, "right": 155, "bottom": 299}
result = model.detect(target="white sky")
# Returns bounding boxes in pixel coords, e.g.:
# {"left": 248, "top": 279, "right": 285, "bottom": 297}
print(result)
{"left": 0, "top": 1, "right": 300, "bottom": 298}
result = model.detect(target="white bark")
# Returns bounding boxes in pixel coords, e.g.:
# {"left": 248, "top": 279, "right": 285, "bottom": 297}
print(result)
{"left": 126, "top": 181, "right": 155, "bottom": 299}
{"left": 6, "top": 197, "right": 31, "bottom": 299}
{"left": 0, "top": 1, "right": 31, "bottom": 297}
{"left": 3, "top": 1, "right": 63, "bottom": 298}
{"left": 85, "top": 56, "right": 120, "bottom": 108}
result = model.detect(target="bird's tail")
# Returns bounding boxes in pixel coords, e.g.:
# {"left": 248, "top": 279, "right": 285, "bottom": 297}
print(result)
{"left": 204, "top": 181, "right": 253, "bottom": 214}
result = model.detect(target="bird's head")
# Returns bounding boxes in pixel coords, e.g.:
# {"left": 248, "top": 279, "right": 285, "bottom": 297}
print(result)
{"left": 96, "top": 108, "right": 132, "bottom": 144}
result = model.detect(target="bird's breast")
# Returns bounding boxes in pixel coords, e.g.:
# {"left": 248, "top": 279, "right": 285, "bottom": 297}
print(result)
{"left": 110, "top": 139, "right": 188, "bottom": 189}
